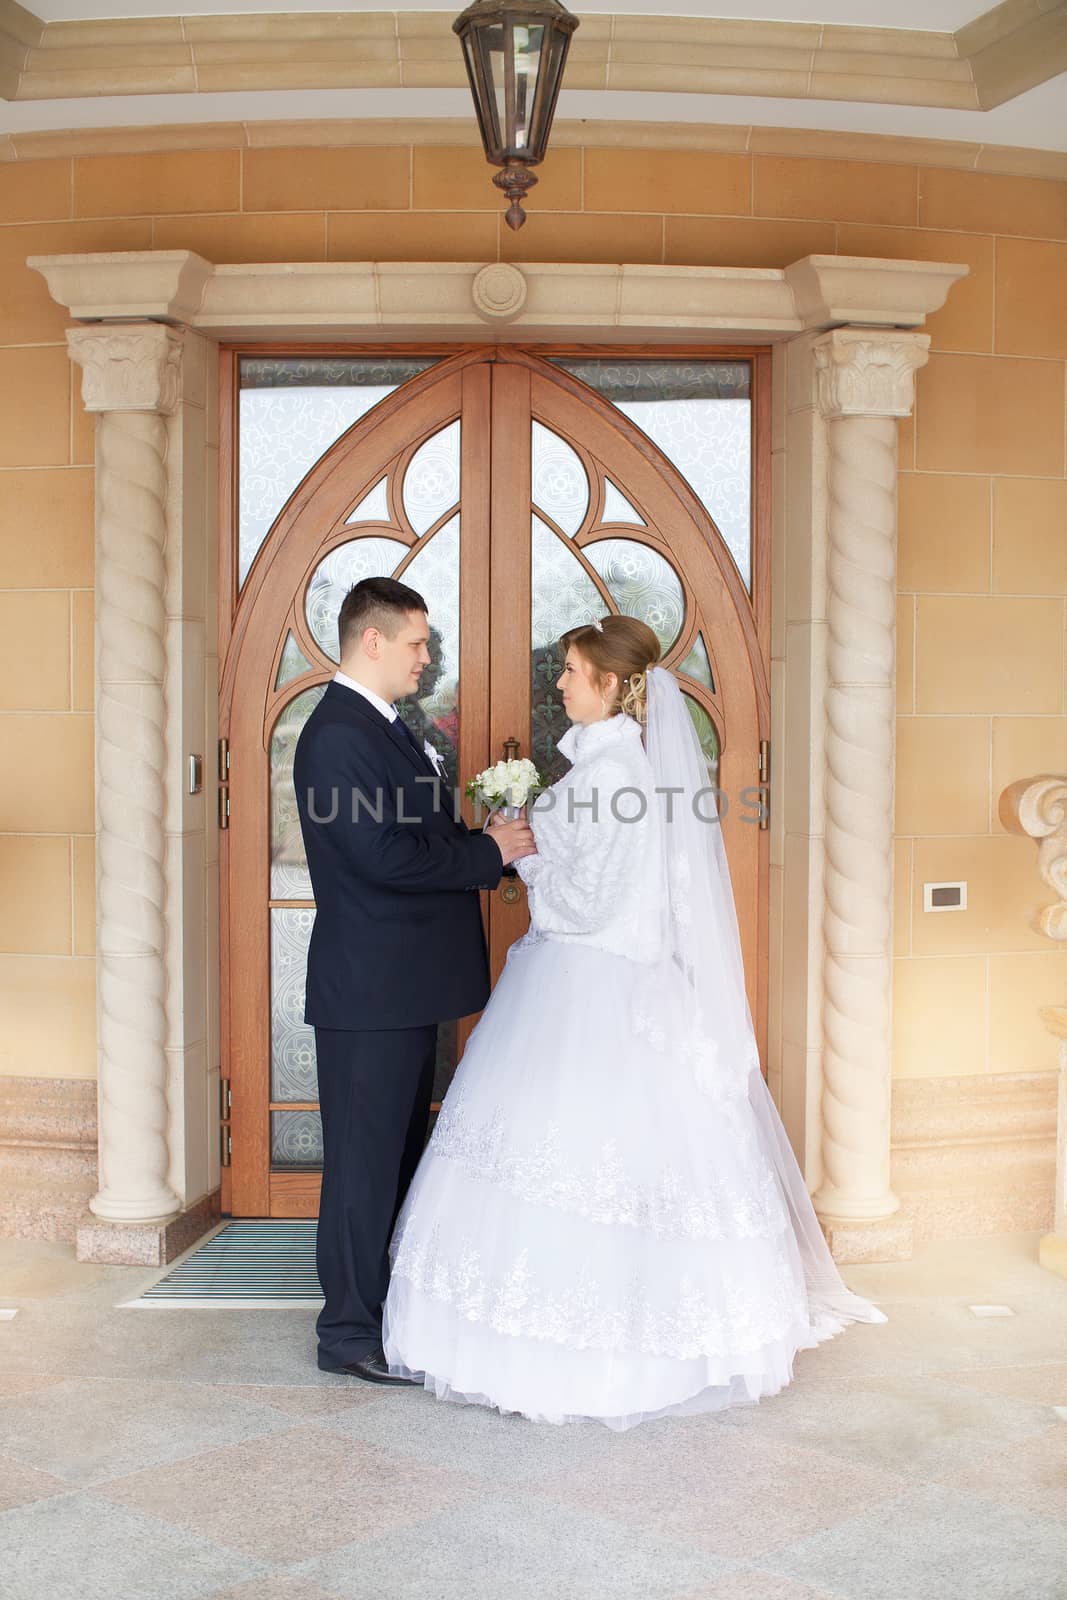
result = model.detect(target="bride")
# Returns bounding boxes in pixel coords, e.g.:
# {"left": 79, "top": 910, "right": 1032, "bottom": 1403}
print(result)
{"left": 382, "top": 614, "right": 886, "bottom": 1429}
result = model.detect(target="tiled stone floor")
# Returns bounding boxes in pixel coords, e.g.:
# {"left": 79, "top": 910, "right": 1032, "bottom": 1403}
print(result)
{"left": 0, "top": 1231, "right": 1065, "bottom": 1600}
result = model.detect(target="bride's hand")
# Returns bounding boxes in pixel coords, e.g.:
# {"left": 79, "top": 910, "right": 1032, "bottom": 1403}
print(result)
{"left": 487, "top": 817, "right": 537, "bottom": 866}
{"left": 487, "top": 806, "right": 524, "bottom": 826}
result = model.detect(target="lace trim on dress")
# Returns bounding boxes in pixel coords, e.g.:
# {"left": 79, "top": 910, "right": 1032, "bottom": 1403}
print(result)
{"left": 390, "top": 1214, "right": 808, "bottom": 1359}
{"left": 428, "top": 1086, "right": 790, "bottom": 1241}
{"left": 632, "top": 994, "right": 761, "bottom": 1103}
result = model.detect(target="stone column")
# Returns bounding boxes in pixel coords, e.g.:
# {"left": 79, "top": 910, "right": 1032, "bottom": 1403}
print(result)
{"left": 67, "top": 324, "right": 182, "bottom": 1226}
{"left": 999, "top": 775, "right": 1067, "bottom": 1281}
{"left": 810, "top": 328, "right": 929, "bottom": 1260}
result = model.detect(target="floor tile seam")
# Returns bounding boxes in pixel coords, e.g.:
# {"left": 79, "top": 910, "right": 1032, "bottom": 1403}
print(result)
{"left": 68, "top": 1416, "right": 334, "bottom": 1493}
{"left": 515, "top": 1479, "right": 921, "bottom": 1560}
{"left": 0, "top": 1481, "right": 83, "bottom": 1520}
{"left": 722, "top": 1561, "right": 855, "bottom": 1599}
{"left": 939, "top": 1359, "right": 1067, "bottom": 1375}
{"left": 91, "top": 1434, "right": 493, "bottom": 1518}
{"left": 912, "top": 1478, "right": 1067, "bottom": 1528}
{"left": 280, "top": 1498, "right": 752, "bottom": 1582}
{"left": 794, "top": 1368, "right": 1067, "bottom": 1419}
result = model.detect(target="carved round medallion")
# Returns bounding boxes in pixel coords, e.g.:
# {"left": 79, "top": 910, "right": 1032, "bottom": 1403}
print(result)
{"left": 471, "top": 263, "right": 527, "bottom": 322}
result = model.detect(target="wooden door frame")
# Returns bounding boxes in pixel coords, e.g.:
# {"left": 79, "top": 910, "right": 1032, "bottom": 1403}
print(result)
{"left": 218, "top": 341, "right": 772, "bottom": 1218}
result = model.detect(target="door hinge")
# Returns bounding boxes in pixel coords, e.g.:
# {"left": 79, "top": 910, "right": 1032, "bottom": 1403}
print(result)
{"left": 217, "top": 738, "right": 230, "bottom": 830}
{"left": 758, "top": 739, "right": 771, "bottom": 830}
{"left": 219, "top": 1075, "right": 231, "bottom": 1167}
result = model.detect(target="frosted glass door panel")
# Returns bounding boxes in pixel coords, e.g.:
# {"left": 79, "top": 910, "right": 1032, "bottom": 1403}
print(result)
{"left": 553, "top": 359, "right": 752, "bottom": 588}
{"left": 239, "top": 356, "right": 436, "bottom": 586}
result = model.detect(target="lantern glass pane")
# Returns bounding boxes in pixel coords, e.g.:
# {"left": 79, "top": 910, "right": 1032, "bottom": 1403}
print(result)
{"left": 541, "top": 28, "right": 569, "bottom": 126}
{"left": 463, "top": 29, "right": 501, "bottom": 151}
{"left": 512, "top": 23, "right": 544, "bottom": 151}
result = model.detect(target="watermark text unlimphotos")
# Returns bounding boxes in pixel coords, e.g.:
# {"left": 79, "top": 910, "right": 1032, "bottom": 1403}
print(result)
{"left": 305, "top": 779, "right": 767, "bottom": 827}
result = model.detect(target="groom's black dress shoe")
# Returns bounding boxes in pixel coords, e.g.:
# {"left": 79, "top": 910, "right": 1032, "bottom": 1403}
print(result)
{"left": 317, "top": 1348, "right": 421, "bottom": 1386}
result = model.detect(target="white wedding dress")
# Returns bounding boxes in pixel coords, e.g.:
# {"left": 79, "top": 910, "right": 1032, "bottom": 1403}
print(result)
{"left": 383, "top": 674, "right": 886, "bottom": 1430}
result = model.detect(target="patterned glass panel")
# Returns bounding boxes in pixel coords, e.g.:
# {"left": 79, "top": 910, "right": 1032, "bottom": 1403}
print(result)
{"left": 553, "top": 359, "right": 752, "bottom": 589}
{"left": 531, "top": 422, "right": 589, "bottom": 536}
{"left": 238, "top": 356, "right": 435, "bottom": 588}
{"left": 531, "top": 516, "right": 603, "bottom": 652}
{"left": 305, "top": 537, "right": 409, "bottom": 662}
{"left": 601, "top": 479, "right": 644, "bottom": 525}
{"left": 402, "top": 421, "right": 461, "bottom": 537}
{"left": 678, "top": 632, "right": 715, "bottom": 694}
{"left": 531, "top": 517, "right": 606, "bottom": 784}
{"left": 583, "top": 538, "right": 684, "bottom": 655}
{"left": 271, "top": 907, "right": 318, "bottom": 1104}
{"left": 275, "top": 631, "right": 315, "bottom": 690}
{"left": 684, "top": 693, "right": 721, "bottom": 783}
{"left": 395, "top": 515, "right": 461, "bottom": 797}
{"left": 270, "top": 685, "right": 326, "bottom": 900}
{"left": 346, "top": 477, "right": 390, "bottom": 524}
{"left": 271, "top": 1110, "right": 323, "bottom": 1168}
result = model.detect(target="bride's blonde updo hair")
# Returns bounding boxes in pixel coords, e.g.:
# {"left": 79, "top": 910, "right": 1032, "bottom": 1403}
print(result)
{"left": 560, "top": 614, "right": 661, "bottom": 724}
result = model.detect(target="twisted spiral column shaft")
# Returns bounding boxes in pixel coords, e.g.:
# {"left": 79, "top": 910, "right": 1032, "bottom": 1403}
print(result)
{"left": 813, "top": 412, "right": 900, "bottom": 1220}
{"left": 68, "top": 324, "right": 182, "bottom": 1224}
{"left": 92, "top": 408, "right": 176, "bottom": 1219}
{"left": 807, "top": 330, "right": 927, "bottom": 1232}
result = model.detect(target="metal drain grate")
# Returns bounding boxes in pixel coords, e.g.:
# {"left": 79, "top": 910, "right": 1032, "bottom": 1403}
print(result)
{"left": 120, "top": 1220, "right": 323, "bottom": 1309}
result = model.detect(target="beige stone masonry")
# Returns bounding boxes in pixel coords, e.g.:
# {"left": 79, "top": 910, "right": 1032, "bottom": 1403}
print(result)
{"left": 0, "top": 1076, "right": 96, "bottom": 1241}
{"left": 0, "top": 0, "right": 40, "bottom": 100}
{"left": 30, "top": 251, "right": 967, "bottom": 343}
{"left": 1, "top": 3, "right": 1062, "bottom": 112}
{"left": 28, "top": 245, "right": 968, "bottom": 1263}
{"left": 0, "top": 2, "right": 1062, "bottom": 114}
{"left": 4, "top": 117, "right": 1066, "bottom": 186}
{"left": 958, "top": 0, "right": 1067, "bottom": 108}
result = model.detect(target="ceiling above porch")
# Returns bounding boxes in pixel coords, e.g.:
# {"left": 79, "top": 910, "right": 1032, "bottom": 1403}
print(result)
{"left": 0, "top": 1, "right": 1064, "bottom": 156}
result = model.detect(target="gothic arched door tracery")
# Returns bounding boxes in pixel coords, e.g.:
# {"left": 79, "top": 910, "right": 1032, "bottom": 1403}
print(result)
{"left": 219, "top": 344, "right": 770, "bottom": 1217}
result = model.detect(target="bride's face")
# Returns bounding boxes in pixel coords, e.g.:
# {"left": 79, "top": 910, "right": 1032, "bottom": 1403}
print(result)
{"left": 556, "top": 646, "right": 617, "bottom": 725}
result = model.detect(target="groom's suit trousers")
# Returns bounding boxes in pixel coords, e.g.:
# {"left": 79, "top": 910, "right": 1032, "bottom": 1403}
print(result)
{"left": 313, "top": 1022, "right": 438, "bottom": 1365}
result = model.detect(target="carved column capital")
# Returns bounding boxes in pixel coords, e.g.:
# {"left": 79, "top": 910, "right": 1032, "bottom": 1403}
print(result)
{"left": 1000, "top": 775, "right": 1067, "bottom": 941}
{"left": 813, "top": 328, "right": 930, "bottom": 421}
{"left": 67, "top": 322, "right": 183, "bottom": 416}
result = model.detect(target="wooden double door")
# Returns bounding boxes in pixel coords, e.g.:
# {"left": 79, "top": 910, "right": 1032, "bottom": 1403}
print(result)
{"left": 219, "top": 345, "right": 770, "bottom": 1218}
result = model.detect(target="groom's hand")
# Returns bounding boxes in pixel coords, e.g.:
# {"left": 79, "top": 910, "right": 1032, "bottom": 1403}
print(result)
{"left": 486, "top": 817, "right": 537, "bottom": 867}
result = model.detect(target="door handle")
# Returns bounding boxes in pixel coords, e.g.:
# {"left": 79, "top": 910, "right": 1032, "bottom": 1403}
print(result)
{"left": 497, "top": 736, "right": 524, "bottom": 897}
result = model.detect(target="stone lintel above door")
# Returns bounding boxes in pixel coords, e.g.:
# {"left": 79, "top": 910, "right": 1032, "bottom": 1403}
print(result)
{"left": 28, "top": 252, "right": 968, "bottom": 343}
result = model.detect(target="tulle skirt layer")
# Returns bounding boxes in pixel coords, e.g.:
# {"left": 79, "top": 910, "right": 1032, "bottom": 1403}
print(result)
{"left": 382, "top": 934, "right": 886, "bottom": 1430}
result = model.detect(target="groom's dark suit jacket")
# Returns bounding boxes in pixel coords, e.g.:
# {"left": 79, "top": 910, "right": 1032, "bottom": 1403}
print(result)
{"left": 294, "top": 680, "right": 503, "bottom": 1031}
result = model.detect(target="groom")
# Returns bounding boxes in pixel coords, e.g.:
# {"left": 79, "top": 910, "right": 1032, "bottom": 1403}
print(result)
{"left": 294, "top": 576, "right": 536, "bottom": 1384}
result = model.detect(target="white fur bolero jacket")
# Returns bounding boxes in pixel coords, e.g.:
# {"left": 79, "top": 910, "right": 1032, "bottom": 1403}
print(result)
{"left": 514, "top": 712, "right": 665, "bottom": 965}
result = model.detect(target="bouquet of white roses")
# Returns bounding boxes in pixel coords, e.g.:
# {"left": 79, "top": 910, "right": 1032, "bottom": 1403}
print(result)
{"left": 465, "top": 756, "right": 543, "bottom": 819}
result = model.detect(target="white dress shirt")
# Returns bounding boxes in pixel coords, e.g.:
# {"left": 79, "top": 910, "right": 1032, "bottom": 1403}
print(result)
{"left": 333, "top": 670, "right": 397, "bottom": 722}
{"left": 333, "top": 670, "right": 446, "bottom": 777}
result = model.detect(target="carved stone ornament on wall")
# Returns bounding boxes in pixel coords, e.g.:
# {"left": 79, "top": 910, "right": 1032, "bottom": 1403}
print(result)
{"left": 813, "top": 328, "right": 930, "bottom": 421}
{"left": 999, "top": 776, "right": 1067, "bottom": 942}
{"left": 471, "top": 262, "right": 528, "bottom": 322}
{"left": 66, "top": 323, "right": 183, "bottom": 416}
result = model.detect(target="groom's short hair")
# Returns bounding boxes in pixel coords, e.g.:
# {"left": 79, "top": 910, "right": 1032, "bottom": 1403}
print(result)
{"left": 338, "top": 576, "right": 428, "bottom": 655}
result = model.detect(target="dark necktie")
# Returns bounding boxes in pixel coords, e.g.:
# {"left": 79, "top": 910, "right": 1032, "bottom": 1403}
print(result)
{"left": 393, "top": 714, "right": 429, "bottom": 766}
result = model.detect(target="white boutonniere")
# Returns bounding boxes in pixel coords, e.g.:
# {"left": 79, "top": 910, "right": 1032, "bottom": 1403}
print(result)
{"left": 423, "top": 739, "right": 446, "bottom": 778}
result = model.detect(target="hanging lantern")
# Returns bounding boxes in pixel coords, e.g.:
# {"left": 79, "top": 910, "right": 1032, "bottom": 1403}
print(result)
{"left": 453, "top": 0, "right": 580, "bottom": 231}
